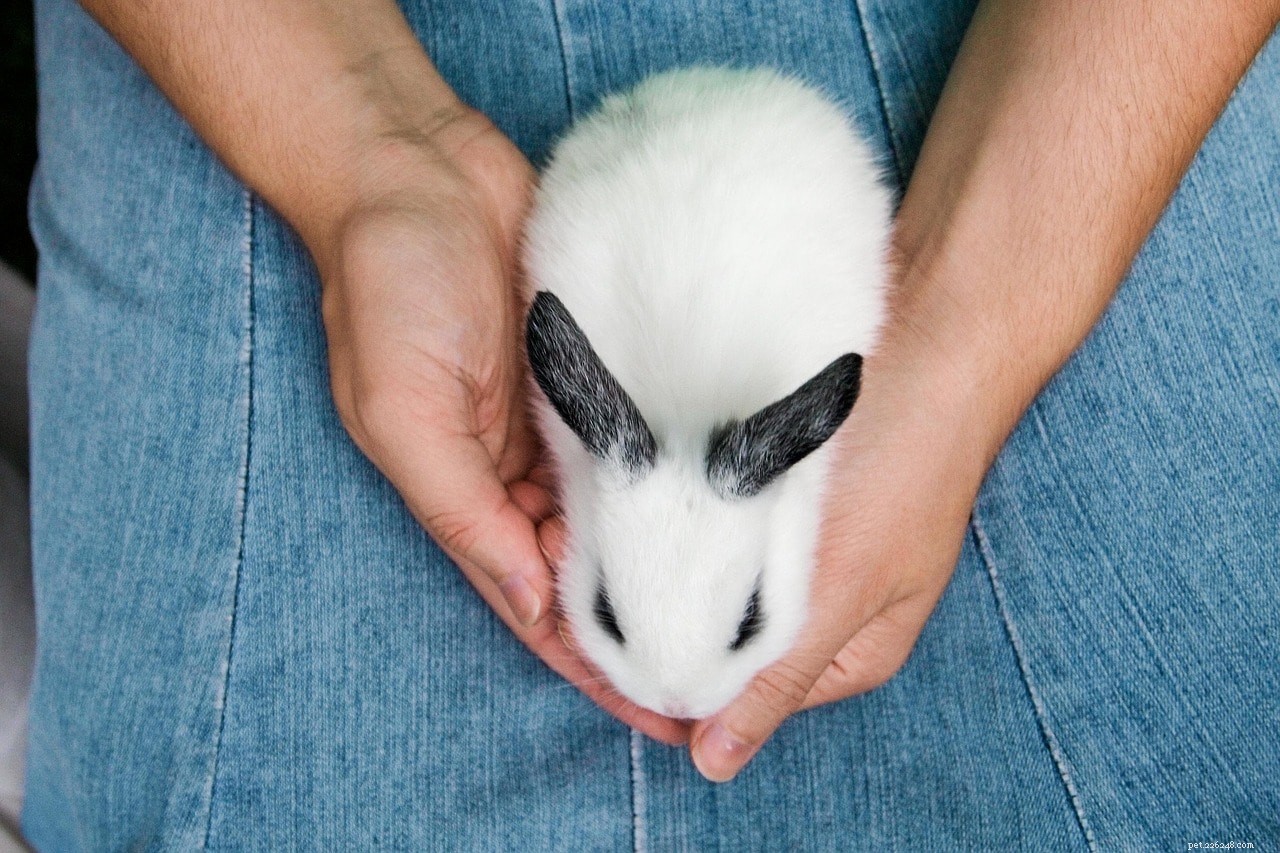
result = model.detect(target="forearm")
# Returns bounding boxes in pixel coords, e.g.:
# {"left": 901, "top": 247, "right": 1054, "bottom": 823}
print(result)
{"left": 886, "top": 2, "right": 1279, "bottom": 473}
{"left": 77, "top": 0, "right": 462, "bottom": 261}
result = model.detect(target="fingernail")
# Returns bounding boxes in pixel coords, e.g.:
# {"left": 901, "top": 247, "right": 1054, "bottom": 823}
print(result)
{"left": 501, "top": 574, "right": 542, "bottom": 627}
{"left": 692, "top": 723, "right": 754, "bottom": 783}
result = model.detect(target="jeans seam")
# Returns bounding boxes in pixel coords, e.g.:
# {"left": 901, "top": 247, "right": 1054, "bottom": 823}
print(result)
{"left": 199, "top": 188, "right": 255, "bottom": 850}
{"left": 849, "top": 0, "right": 906, "bottom": 189}
{"left": 969, "top": 512, "right": 1097, "bottom": 851}
{"left": 548, "top": 0, "right": 578, "bottom": 121}
{"left": 1028, "top": 393, "right": 1249, "bottom": 796}
{"left": 629, "top": 729, "right": 647, "bottom": 853}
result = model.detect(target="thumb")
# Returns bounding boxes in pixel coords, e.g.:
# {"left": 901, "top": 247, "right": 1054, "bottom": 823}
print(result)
{"left": 378, "top": 423, "right": 551, "bottom": 627}
{"left": 536, "top": 515, "right": 567, "bottom": 566}
{"left": 690, "top": 637, "right": 833, "bottom": 783}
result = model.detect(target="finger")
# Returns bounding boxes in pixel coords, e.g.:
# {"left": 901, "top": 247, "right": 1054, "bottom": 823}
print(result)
{"left": 508, "top": 480, "right": 556, "bottom": 524}
{"left": 455, "top": 547, "right": 690, "bottom": 745}
{"left": 688, "top": 556, "right": 892, "bottom": 782}
{"left": 801, "top": 596, "right": 932, "bottom": 709}
{"left": 553, "top": 618, "right": 691, "bottom": 745}
{"left": 524, "top": 460, "right": 557, "bottom": 493}
{"left": 536, "top": 515, "right": 568, "bottom": 567}
{"left": 689, "top": 631, "right": 837, "bottom": 783}
{"left": 495, "top": 382, "right": 539, "bottom": 484}
{"left": 381, "top": 424, "right": 551, "bottom": 627}
{"left": 545, "top": 639, "right": 692, "bottom": 746}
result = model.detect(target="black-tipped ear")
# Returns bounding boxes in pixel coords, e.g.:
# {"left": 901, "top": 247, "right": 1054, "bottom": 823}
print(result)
{"left": 706, "top": 353, "right": 863, "bottom": 498}
{"left": 526, "top": 291, "right": 657, "bottom": 473}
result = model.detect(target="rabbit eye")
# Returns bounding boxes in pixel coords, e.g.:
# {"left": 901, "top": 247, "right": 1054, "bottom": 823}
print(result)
{"left": 594, "top": 584, "right": 625, "bottom": 644}
{"left": 730, "top": 586, "right": 763, "bottom": 651}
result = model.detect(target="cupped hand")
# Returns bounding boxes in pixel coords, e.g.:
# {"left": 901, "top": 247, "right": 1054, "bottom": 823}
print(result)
{"left": 688, "top": 322, "right": 1000, "bottom": 781}
{"left": 315, "top": 105, "right": 689, "bottom": 745}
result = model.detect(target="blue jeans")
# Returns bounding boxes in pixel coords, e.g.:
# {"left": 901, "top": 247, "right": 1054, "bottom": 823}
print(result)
{"left": 24, "top": 0, "right": 1280, "bottom": 847}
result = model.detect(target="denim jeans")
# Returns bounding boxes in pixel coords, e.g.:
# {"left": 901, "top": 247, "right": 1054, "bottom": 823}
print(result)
{"left": 23, "top": 0, "right": 1280, "bottom": 848}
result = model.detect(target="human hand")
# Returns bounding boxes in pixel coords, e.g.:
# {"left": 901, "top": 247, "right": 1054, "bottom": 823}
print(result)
{"left": 83, "top": 0, "right": 1266, "bottom": 773}
{"left": 316, "top": 107, "right": 689, "bottom": 745}
{"left": 685, "top": 0, "right": 1279, "bottom": 779}
{"left": 685, "top": 310, "right": 999, "bottom": 781}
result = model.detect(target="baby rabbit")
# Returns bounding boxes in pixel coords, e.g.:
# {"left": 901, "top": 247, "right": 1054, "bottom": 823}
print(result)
{"left": 523, "top": 67, "right": 891, "bottom": 719}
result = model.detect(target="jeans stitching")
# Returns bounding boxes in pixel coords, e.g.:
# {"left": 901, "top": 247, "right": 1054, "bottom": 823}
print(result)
{"left": 629, "top": 729, "right": 647, "bottom": 853}
{"left": 548, "top": 0, "right": 578, "bottom": 120}
{"left": 200, "top": 188, "right": 255, "bottom": 850}
{"left": 849, "top": 0, "right": 906, "bottom": 189}
{"left": 970, "top": 509, "right": 1097, "bottom": 851}
{"left": 1029, "top": 379, "right": 1250, "bottom": 796}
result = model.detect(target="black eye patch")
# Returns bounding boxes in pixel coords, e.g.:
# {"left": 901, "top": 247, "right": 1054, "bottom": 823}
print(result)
{"left": 730, "top": 586, "right": 764, "bottom": 651}
{"left": 594, "top": 584, "right": 624, "bottom": 644}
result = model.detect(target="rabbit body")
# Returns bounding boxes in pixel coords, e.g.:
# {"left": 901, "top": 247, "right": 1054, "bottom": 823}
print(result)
{"left": 524, "top": 67, "right": 891, "bottom": 718}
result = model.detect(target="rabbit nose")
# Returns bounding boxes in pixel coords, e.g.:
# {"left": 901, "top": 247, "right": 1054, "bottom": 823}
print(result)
{"left": 663, "top": 699, "right": 690, "bottom": 718}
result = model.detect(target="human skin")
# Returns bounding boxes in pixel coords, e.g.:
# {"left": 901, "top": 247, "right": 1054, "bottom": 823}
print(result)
{"left": 74, "top": 0, "right": 688, "bottom": 745}
{"left": 77, "top": 0, "right": 1280, "bottom": 778}
{"left": 675, "top": 1, "right": 1280, "bottom": 782}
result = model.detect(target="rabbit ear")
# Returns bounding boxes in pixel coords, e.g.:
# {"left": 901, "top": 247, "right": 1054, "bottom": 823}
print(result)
{"left": 526, "top": 291, "right": 657, "bottom": 474}
{"left": 706, "top": 353, "right": 863, "bottom": 498}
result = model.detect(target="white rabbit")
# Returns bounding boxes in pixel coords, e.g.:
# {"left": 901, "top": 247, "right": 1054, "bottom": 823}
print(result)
{"left": 523, "top": 67, "right": 891, "bottom": 719}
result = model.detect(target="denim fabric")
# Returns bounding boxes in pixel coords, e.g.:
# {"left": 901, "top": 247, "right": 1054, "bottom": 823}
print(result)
{"left": 23, "top": 0, "right": 1280, "bottom": 848}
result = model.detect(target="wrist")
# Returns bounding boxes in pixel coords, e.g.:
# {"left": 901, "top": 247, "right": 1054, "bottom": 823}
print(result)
{"left": 261, "top": 42, "right": 481, "bottom": 266}
{"left": 861, "top": 253, "right": 1044, "bottom": 494}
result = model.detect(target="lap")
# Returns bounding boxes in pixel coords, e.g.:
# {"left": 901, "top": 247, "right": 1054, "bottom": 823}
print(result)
{"left": 24, "top": 0, "right": 1277, "bottom": 847}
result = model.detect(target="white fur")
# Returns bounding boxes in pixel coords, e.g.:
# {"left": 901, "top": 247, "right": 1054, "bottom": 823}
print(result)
{"left": 524, "top": 67, "right": 891, "bottom": 718}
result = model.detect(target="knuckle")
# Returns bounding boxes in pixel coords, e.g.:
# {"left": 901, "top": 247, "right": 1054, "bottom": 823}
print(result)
{"left": 329, "top": 376, "right": 377, "bottom": 461}
{"left": 423, "top": 508, "right": 491, "bottom": 574}
{"left": 753, "top": 661, "right": 814, "bottom": 713}
{"left": 863, "top": 655, "right": 908, "bottom": 693}
{"left": 319, "top": 285, "right": 345, "bottom": 334}
{"left": 872, "top": 641, "right": 915, "bottom": 687}
{"left": 829, "top": 633, "right": 914, "bottom": 695}
{"left": 329, "top": 377, "right": 356, "bottom": 431}
{"left": 348, "top": 384, "right": 403, "bottom": 446}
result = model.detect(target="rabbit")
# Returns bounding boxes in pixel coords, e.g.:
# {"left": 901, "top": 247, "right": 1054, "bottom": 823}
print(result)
{"left": 522, "top": 67, "right": 891, "bottom": 720}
